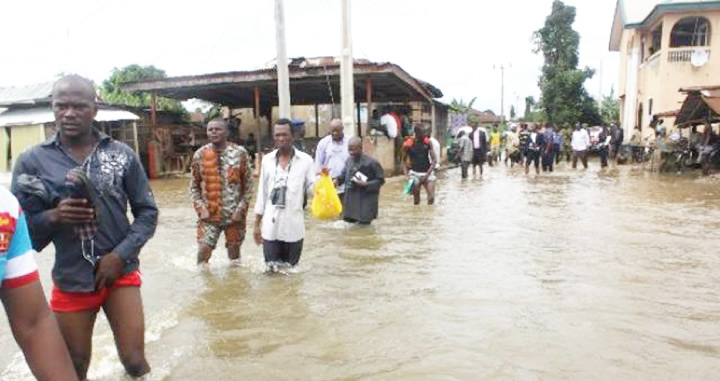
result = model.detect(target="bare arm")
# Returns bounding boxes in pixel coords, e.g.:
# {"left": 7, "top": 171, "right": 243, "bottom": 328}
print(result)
{"left": 1, "top": 281, "right": 78, "bottom": 381}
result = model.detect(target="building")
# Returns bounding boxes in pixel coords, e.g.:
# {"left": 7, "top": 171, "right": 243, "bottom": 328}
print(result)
{"left": 0, "top": 82, "right": 142, "bottom": 172}
{"left": 609, "top": 0, "right": 720, "bottom": 137}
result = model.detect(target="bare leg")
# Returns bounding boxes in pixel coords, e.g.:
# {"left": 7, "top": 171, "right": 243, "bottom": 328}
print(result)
{"left": 425, "top": 181, "right": 436, "bottom": 205}
{"left": 412, "top": 181, "right": 421, "bottom": 205}
{"left": 104, "top": 287, "right": 150, "bottom": 378}
{"left": 197, "top": 244, "right": 213, "bottom": 264}
{"left": 227, "top": 245, "right": 240, "bottom": 261}
{"left": 56, "top": 310, "right": 98, "bottom": 381}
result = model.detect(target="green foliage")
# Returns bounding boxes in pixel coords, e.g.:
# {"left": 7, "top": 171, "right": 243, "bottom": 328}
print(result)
{"left": 599, "top": 87, "right": 620, "bottom": 126}
{"left": 523, "top": 95, "right": 545, "bottom": 123}
{"left": 99, "top": 65, "right": 185, "bottom": 114}
{"left": 533, "top": 0, "right": 600, "bottom": 126}
{"left": 449, "top": 97, "right": 477, "bottom": 113}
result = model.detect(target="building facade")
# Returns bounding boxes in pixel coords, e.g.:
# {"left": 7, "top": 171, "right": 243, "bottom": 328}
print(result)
{"left": 610, "top": 0, "right": 720, "bottom": 137}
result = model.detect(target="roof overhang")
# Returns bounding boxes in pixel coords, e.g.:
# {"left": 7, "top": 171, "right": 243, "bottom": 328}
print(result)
{"left": 626, "top": 1, "right": 720, "bottom": 29}
{"left": 0, "top": 106, "right": 139, "bottom": 127}
{"left": 119, "top": 61, "right": 443, "bottom": 108}
{"left": 609, "top": 0, "right": 625, "bottom": 52}
{"left": 675, "top": 86, "right": 720, "bottom": 127}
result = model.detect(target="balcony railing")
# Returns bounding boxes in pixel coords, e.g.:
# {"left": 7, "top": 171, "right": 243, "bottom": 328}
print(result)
{"left": 667, "top": 47, "right": 711, "bottom": 63}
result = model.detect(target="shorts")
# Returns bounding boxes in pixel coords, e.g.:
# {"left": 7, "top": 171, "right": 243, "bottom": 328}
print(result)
{"left": 263, "top": 239, "right": 304, "bottom": 266}
{"left": 408, "top": 170, "right": 436, "bottom": 184}
{"left": 197, "top": 220, "right": 245, "bottom": 249}
{"left": 472, "top": 149, "right": 485, "bottom": 164}
{"left": 50, "top": 271, "right": 142, "bottom": 313}
{"left": 526, "top": 150, "right": 540, "bottom": 166}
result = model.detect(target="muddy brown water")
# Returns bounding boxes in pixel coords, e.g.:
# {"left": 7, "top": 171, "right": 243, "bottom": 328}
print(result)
{"left": 2, "top": 162, "right": 720, "bottom": 380}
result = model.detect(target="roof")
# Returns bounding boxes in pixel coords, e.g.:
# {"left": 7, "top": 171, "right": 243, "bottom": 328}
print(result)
{"left": 609, "top": 0, "right": 720, "bottom": 51}
{"left": 675, "top": 85, "right": 720, "bottom": 126}
{"left": 120, "top": 57, "right": 443, "bottom": 108}
{"left": 0, "top": 106, "right": 139, "bottom": 127}
{"left": 0, "top": 82, "right": 53, "bottom": 107}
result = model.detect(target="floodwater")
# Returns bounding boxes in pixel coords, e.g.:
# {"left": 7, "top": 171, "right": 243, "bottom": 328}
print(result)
{"left": 2, "top": 161, "right": 720, "bottom": 380}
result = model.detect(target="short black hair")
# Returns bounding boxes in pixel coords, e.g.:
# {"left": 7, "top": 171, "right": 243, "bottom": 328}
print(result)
{"left": 207, "top": 118, "right": 229, "bottom": 129}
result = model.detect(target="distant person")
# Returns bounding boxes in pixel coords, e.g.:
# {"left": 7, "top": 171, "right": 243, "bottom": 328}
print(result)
{"left": 429, "top": 134, "right": 441, "bottom": 171}
{"left": 471, "top": 123, "right": 487, "bottom": 176}
{"left": 291, "top": 118, "right": 308, "bottom": 153}
{"left": 489, "top": 125, "right": 501, "bottom": 165}
{"left": 524, "top": 124, "right": 544, "bottom": 175}
{"left": 571, "top": 123, "right": 591, "bottom": 169}
{"left": 190, "top": 119, "right": 253, "bottom": 264}
{"left": 553, "top": 128, "right": 563, "bottom": 164}
{"left": 254, "top": 119, "right": 315, "bottom": 269}
{"left": 245, "top": 132, "right": 257, "bottom": 162}
{"left": 11, "top": 75, "right": 158, "bottom": 379}
{"left": 403, "top": 125, "right": 437, "bottom": 205}
{"left": 610, "top": 124, "right": 624, "bottom": 159}
{"left": 455, "top": 131, "right": 474, "bottom": 178}
{"left": 338, "top": 137, "right": 385, "bottom": 224}
{"left": 598, "top": 125, "right": 612, "bottom": 168}
{"left": 518, "top": 123, "right": 530, "bottom": 165}
{"left": 541, "top": 123, "right": 555, "bottom": 172}
{"left": 504, "top": 125, "right": 521, "bottom": 167}
{"left": 0, "top": 187, "right": 79, "bottom": 381}
{"left": 315, "top": 118, "right": 350, "bottom": 196}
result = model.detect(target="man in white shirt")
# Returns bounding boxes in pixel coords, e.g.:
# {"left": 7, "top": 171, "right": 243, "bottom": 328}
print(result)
{"left": 253, "top": 119, "right": 315, "bottom": 269}
{"left": 314, "top": 118, "right": 350, "bottom": 195}
{"left": 429, "top": 135, "right": 441, "bottom": 170}
{"left": 571, "top": 123, "right": 591, "bottom": 169}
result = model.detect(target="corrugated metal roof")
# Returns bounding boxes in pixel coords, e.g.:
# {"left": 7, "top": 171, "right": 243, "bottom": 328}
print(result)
{"left": 0, "top": 107, "right": 139, "bottom": 127}
{"left": 0, "top": 82, "right": 53, "bottom": 106}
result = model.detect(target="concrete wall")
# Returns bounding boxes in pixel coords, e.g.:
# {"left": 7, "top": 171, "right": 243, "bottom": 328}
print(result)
{"left": 361, "top": 136, "right": 396, "bottom": 176}
{"left": 619, "top": 10, "right": 720, "bottom": 136}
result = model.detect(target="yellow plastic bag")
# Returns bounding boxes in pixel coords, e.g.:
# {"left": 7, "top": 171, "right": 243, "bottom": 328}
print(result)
{"left": 311, "top": 174, "right": 343, "bottom": 219}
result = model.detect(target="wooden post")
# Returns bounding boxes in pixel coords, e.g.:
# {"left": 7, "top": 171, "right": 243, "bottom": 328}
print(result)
{"left": 150, "top": 92, "right": 157, "bottom": 127}
{"left": 132, "top": 121, "right": 139, "bottom": 154}
{"left": 314, "top": 104, "right": 320, "bottom": 137}
{"left": 356, "top": 102, "right": 362, "bottom": 137}
{"left": 254, "top": 87, "right": 261, "bottom": 154}
{"left": 275, "top": 0, "right": 292, "bottom": 118}
{"left": 365, "top": 78, "right": 373, "bottom": 136}
{"left": 340, "top": 0, "right": 355, "bottom": 137}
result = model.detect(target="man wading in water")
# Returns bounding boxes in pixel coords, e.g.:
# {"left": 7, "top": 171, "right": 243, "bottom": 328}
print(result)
{"left": 254, "top": 119, "right": 315, "bottom": 270}
{"left": 338, "top": 137, "right": 385, "bottom": 224}
{"left": 403, "top": 125, "right": 438, "bottom": 205}
{"left": 11, "top": 75, "right": 158, "bottom": 380}
{"left": 190, "top": 119, "right": 253, "bottom": 264}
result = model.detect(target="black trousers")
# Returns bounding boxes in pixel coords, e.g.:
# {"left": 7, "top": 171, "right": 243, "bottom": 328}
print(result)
{"left": 263, "top": 239, "right": 304, "bottom": 266}
{"left": 460, "top": 161, "right": 470, "bottom": 178}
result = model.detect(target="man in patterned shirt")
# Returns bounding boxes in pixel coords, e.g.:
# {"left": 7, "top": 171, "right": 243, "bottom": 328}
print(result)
{"left": 190, "top": 119, "right": 253, "bottom": 264}
{"left": 1, "top": 186, "right": 78, "bottom": 381}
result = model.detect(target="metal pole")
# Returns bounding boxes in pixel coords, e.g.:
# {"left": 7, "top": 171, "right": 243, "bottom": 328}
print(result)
{"left": 501, "top": 66, "right": 504, "bottom": 124}
{"left": 275, "top": 0, "right": 292, "bottom": 118}
{"left": 340, "top": 0, "right": 356, "bottom": 137}
{"left": 132, "top": 121, "right": 139, "bottom": 154}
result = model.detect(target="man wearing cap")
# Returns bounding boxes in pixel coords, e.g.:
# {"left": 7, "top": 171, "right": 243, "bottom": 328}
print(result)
{"left": 291, "top": 119, "right": 308, "bottom": 153}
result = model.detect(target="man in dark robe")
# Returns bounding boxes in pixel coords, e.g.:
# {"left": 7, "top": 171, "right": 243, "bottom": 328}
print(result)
{"left": 339, "top": 137, "right": 385, "bottom": 224}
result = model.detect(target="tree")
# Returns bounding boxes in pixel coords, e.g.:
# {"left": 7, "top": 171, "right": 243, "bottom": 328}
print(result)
{"left": 99, "top": 65, "right": 185, "bottom": 114}
{"left": 509, "top": 105, "right": 516, "bottom": 120}
{"left": 599, "top": 87, "right": 620, "bottom": 126}
{"left": 533, "top": 0, "right": 600, "bottom": 126}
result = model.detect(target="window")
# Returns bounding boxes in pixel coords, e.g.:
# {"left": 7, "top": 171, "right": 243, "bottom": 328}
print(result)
{"left": 670, "top": 17, "right": 711, "bottom": 47}
{"left": 650, "top": 24, "right": 663, "bottom": 54}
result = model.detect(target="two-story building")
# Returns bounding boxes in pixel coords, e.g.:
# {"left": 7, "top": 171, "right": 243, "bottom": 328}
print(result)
{"left": 609, "top": 0, "right": 720, "bottom": 138}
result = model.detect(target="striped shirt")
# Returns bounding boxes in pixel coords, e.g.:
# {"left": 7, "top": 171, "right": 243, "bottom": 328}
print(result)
{"left": 0, "top": 186, "right": 39, "bottom": 289}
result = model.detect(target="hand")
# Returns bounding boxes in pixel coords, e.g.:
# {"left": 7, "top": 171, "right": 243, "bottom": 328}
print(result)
{"left": 354, "top": 180, "right": 368, "bottom": 187}
{"left": 52, "top": 198, "right": 95, "bottom": 224}
{"left": 253, "top": 225, "right": 263, "bottom": 246}
{"left": 199, "top": 207, "right": 210, "bottom": 221}
{"left": 95, "top": 252, "right": 124, "bottom": 291}
{"left": 402, "top": 166, "right": 408, "bottom": 176}
{"left": 332, "top": 179, "right": 339, "bottom": 187}
{"left": 320, "top": 167, "right": 330, "bottom": 176}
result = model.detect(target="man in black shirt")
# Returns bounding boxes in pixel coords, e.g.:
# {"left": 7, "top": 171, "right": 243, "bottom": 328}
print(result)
{"left": 402, "top": 126, "right": 437, "bottom": 205}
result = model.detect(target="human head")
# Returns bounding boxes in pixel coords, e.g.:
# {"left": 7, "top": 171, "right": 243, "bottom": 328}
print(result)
{"left": 326, "top": 118, "right": 343, "bottom": 142}
{"left": 414, "top": 125, "right": 429, "bottom": 139}
{"left": 291, "top": 118, "right": 306, "bottom": 139}
{"left": 274, "top": 118, "right": 293, "bottom": 150}
{"left": 348, "top": 136, "right": 363, "bottom": 158}
{"left": 206, "top": 118, "right": 229, "bottom": 146}
{"left": 659, "top": 119, "right": 664, "bottom": 125}
{"left": 528, "top": 124, "right": 536, "bottom": 132}
{"left": 457, "top": 131, "right": 466, "bottom": 138}
{"left": 575, "top": 122, "right": 581, "bottom": 130}
{"left": 52, "top": 74, "right": 98, "bottom": 139}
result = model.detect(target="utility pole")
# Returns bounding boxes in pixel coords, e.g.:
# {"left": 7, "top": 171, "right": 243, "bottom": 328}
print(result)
{"left": 340, "top": 0, "right": 356, "bottom": 137}
{"left": 275, "top": 0, "right": 292, "bottom": 118}
{"left": 494, "top": 64, "right": 511, "bottom": 123}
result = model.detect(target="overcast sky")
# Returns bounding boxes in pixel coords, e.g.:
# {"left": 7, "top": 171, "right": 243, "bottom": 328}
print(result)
{"left": 1, "top": 0, "right": 619, "bottom": 117}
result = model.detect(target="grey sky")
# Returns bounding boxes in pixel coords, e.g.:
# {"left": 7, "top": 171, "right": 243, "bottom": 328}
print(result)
{"left": 1, "top": 0, "right": 619, "bottom": 117}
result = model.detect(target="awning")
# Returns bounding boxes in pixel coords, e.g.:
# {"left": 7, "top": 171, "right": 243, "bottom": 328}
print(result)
{"left": 675, "top": 87, "right": 720, "bottom": 127}
{"left": 0, "top": 107, "right": 139, "bottom": 127}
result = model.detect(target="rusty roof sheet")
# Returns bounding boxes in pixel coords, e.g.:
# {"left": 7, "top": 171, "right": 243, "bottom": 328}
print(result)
{"left": 0, "top": 82, "right": 54, "bottom": 106}
{"left": 120, "top": 58, "right": 443, "bottom": 108}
